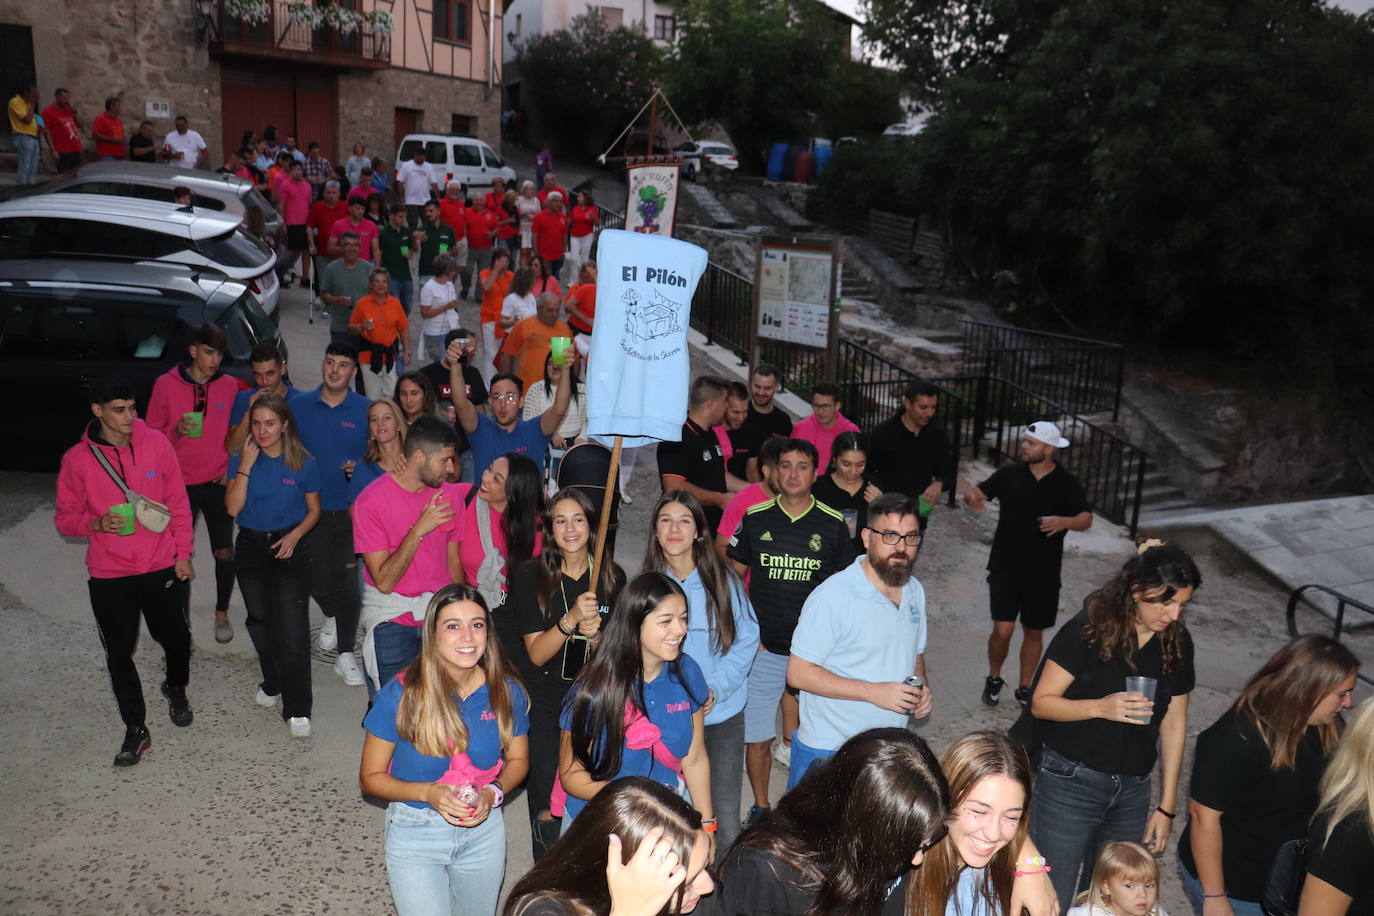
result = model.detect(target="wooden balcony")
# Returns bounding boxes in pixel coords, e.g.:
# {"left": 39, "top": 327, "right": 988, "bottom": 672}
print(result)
{"left": 210, "top": 0, "right": 391, "bottom": 70}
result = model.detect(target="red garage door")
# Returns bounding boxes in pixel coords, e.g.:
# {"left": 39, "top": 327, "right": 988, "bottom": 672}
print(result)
{"left": 221, "top": 67, "right": 338, "bottom": 161}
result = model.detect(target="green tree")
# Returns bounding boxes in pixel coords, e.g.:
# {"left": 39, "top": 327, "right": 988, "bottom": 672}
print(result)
{"left": 516, "top": 13, "right": 662, "bottom": 160}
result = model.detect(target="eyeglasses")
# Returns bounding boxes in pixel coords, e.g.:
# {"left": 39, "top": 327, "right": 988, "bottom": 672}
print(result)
{"left": 917, "top": 825, "right": 948, "bottom": 854}
{"left": 867, "top": 528, "right": 921, "bottom": 547}
{"left": 490, "top": 393, "right": 519, "bottom": 403}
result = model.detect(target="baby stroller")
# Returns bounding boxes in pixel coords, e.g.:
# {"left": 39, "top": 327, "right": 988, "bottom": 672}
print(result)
{"left": 555, "top": 441, "right": 623, "bottom": 559}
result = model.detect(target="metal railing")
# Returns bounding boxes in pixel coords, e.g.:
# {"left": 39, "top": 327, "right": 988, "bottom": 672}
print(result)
{"left": 215, "top": 0, "right": 391, "bottom": 63}
{"left": 966, "top": 374, "right": 1147, "bottom": 533}
{"left": 962, "top": 320, "right": 1125, "bottom": 419}
{"left": 1286, "top": 585, "right": 1373, "bottom": 686}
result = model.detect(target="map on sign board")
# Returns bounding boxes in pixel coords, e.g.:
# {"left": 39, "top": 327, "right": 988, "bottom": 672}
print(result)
{"left": 757, "top": 244, "right": 834, "bottom": 349}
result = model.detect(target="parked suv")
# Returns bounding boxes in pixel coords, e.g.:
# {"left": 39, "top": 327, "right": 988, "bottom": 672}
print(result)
{"left": 673, "top": 140, "right": 739, "bottom": 180}
{"left": 394, "top": 134, "right": 517, "bottom": 195}
{"left": 0, "top": 260, "right": 284, "bottom": 470}
{"left": 0, "top": 194, "right": 280, "bottom": 316}
{"left": 0, "top": 160, "right": 284, "bottom": 246}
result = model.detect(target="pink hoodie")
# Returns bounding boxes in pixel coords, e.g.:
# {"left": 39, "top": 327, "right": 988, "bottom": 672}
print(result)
{"left": 55, "top": 419, "right": 195, "bottom": 579}
{"left": 145, "top": 365, "right": 243, "bottom": 485}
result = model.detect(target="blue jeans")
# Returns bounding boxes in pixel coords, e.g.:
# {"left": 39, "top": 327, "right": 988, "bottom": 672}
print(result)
{"left": 391, "top": 278, "right": 414, "bottom": 316}
{"left": 370, "top": 620, "right": 422, "bottom": 697}
{"left": 785, "top": 731, "right": 833, "bottom": 791}
{"left": 384, "top": 802, "right": 506, "bottom": 916}
{"left": 1029, "top": 745, "right": 1153, "bottom": 909}
{"left": 13, "top": 133, "right": 39, "bottom": 185}
{"left": 705, "top": 711, "right": 746, "bottom": 859}
{"left": 1177, "top": 861, "right": 1264, "bottom": 916}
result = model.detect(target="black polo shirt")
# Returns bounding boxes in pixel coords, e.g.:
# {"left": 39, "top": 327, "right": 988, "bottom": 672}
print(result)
{"left": 725, "top": 424, "right": 757, "bottom": 480}
{"left": 978, "top": 461, "right": 1089, "bottom": 583}
{"left": 867, "top": 414, "right": 949, "bottom": 498}
{"left": 742, "top": 402, "right": 792, "bottom": 444}
{"left": 658, "top": 418, "right": 727, "bottom": 529}
{"left": 726, "top": 495, "right": 854, "bottom": 654}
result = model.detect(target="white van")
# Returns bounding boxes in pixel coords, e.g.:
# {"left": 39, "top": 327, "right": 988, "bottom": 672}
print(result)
{"left": 394, "top": 134, "right": 517, "bottom": 195}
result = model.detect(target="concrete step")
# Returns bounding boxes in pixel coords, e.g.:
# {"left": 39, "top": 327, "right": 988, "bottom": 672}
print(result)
{"left": 1139, "top": 493, "right": 1197, "bottom": 513}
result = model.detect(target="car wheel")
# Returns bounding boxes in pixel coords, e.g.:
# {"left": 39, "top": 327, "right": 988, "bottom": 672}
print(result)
{"left": 685, "top": 164, "right": 696, "bottom": 181}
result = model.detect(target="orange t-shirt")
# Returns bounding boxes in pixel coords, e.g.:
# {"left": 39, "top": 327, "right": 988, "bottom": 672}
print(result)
{"left": 500, "top": 316, "right": 573, "bottom": 393}
{"left": 565, "top": 283, "right": 596, "bottom": 334}
{"left": 480, "top": 268, "right": 514, "bottom": 334}
{"left": 349, "top": 293, "right": 408, "bottom": 362}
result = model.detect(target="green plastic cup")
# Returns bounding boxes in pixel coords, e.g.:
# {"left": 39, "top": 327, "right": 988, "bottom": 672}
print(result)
{"left": 110, "top": 502, "right": 136, "bottom": 536}
{"left": 550, "top": 336, "right": 572, "bottom": 367}
{"left": 439, "top": 242, "right": 450, "bottom": 253}
{"left": 183, "top": 411, "right": 203, "bottom": 439}
{"left": 400, "top": 245, "right": 410, "bottom": 257}
{"left": 918, "top": 495, "right": 933, "bottom": 518}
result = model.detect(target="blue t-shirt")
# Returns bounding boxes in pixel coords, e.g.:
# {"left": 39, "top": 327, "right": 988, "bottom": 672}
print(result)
{"left": 229, "top": 384, "right": 300, "bottom": 427}
{"left": 289, "top": 386, "right": 371, "bottom": 510}
{"left": 559, "top": 654, "right": 708, "bottom": 822}
{"left": 226, "top": 451, "right": 321, "bottom": 532}
{"left": 467, "top": 413, "right": 551, "bottom": 480}
{"left": 948, "top": 866, "right": 998, "bottom": 916}
{"left": 362, "top": 676, "right": 530, "bottom": 811}
{"left": 346, "top": 460, "right": 386, "bottom": 503}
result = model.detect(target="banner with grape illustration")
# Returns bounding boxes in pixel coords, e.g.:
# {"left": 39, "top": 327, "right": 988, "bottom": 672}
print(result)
{"left": 625, "top": 163, "right": 680, "bottom": 237}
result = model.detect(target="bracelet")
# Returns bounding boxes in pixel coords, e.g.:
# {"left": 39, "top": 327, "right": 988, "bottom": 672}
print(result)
{"left": 700, "top": 817, "right": 718, "bottom": 834}
{"left": 1014, "top": 866, "right": 1052, "bottom": 877}
{"left": 1203, "top": 893, "right": 1228, "bottom": 899}
{"left": 1017, "top": 856, "right": 1047, "bottom": 867}
{"left": 237, "top": 471, "right": 251, "bottom": 478}
{"left": 1156, "top": 806, "right": 1176, "bottom": 819}
{"left": 483, "top": 782, "right": 505, "bottom": 809}
{"left": 556, "top": 617, "right": 574, "bottom": 636}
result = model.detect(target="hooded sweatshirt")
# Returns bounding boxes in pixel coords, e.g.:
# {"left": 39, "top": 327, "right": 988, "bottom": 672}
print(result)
{"left": 55, "top": 419, "right": 194, "bottom": 579}
{"left": 145, "top": 364, "right": 243, "bottom": 485}
{"left": 672, "top": 566, "right": 760, "bottom": 726}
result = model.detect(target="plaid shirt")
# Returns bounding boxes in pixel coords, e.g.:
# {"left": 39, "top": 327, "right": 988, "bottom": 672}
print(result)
{"left": 303, "top": 154, "right": 333, "bottom": 186}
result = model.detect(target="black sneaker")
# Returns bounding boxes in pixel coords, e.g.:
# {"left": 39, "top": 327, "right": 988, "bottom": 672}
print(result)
{"left": 1014, "top": 686, "right": 1032, "bottom": 708}
{"left": 742, "top": 804, "right": 770, "bottom": 829}
{"left": 981, "top": 676, "right": 1005, "bottom": 707}
{"left": 161, "top": 681, "right": 193, "bottom": 727}
{"left": 114, "top": 725, "right": 151, "bottom": 767}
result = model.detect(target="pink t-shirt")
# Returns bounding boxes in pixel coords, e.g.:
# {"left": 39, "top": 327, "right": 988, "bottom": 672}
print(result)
{"left": 278, "top": 177, "right": 313, "bottom": 225}
{"left": 717, "top": 482, "right": 771, "bottom": 538}
{"left": 330, "top": 215, "right": 380, "bottom": 257}
{"left": 353, "top": 475, "right": 465, "bottom": 622}
{"left": 791, "top": 412, "right": 861, "bottom": 470}
{"left": 455, "top": 483, "right": 542, "bottom": 594}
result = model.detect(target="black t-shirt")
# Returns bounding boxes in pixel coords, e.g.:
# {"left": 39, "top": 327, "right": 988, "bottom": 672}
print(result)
{"left": 978, "top": 462, "right": 1090, "bottom": 584}
{"left": 726, "top": 424, "right": 758, "bottom": 480}
{"left": 811, "top": 473, "right": 873, "bottom": 553}
{"left": 742, "top": 402, "right": 793, "bottom": 444}
{"left": 1306, "top": 811, "right": 1374, "bottom": 912}
{"left": 867, "top": 414, "right": 949, "bottom": 498}
{"left": 700, "top": 845, "right": 910, "bottom": 916}
{"left": 129, "top": 133, "right": 155, "bottom": 162}
{"left": 505, "top": 560, "right": 588, "bottom": 707}
{"left": 419, "top": 360, "right": 487, "bottom": 452}
{"left": 1039, "top": 610, "right": 1195, "bottom": 776}
{"left": 658, "top": 418, "right": 727, "bottom": 530}
{"left": 726, "top": 496, "right": 854, "bottom": 654}
{"left": 1178, "top": 708, "right": 1330, "bottom": 902}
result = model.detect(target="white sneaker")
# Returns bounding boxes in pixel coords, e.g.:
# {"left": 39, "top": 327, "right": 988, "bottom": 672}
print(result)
{"left": 334, "top": 651, "right": 365, "bottom": 686}
{"left": 318, "top": 616, "right": 338, "bottom": 652}
{"left": 772, "top": 737, "right": 792, "bottom": 768}
{"left": 619, "top": 489, "right": 633, "bottom": 506}
{"left": 288, "top": 717, "right": 312, "bottom": 738}
{"left": 255, "top": 688, "right": 280, "bottom": 708}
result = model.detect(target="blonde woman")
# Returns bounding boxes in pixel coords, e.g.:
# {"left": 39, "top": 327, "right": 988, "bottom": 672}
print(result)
{"left": 1299, "top": 697, "right": 1374, "bottom": 915}
{"left": 360, "top": 583, "right": 531, "bottom": 916}
{"left": 225, "top": 394, "right": 322, "bottom": 738}
{"left": 348, "top": 398, "right": 410, "bottom": 499}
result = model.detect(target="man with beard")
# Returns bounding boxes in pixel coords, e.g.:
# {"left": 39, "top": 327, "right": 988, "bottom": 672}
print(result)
{"left": 785, "top": 493, "right": 931, "bottom": 788}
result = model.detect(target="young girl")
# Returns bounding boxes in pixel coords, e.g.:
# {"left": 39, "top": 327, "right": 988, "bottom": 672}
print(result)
{"left": 810, "top": 430, "right": 884, "bottom": 554}
{"left": 530, "top": 253, "right": 562, "bottom": 298}
{"left": 645, "top": 491, "right": 760, "bottom": 857}
{"left": 360, "top": 583, "right": 530, "bottom": 916}
{"left": 394, "top": 371, "right": 438, "bottom": 426}
{"left": 556, "top": 572, "right": 713, "bottom": 833}
{"left": 1067, "top": 842, "right": 1165, "bottom": 916}
{"left": 225, "top": 395, "right": 321, "bottom": 738}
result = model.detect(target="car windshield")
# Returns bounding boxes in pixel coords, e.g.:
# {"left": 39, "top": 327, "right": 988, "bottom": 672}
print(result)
{"left": 215, "top": 290, "right": 280, "bottom": 362}
{"left": 703, "top": 145, "right": 733, "bottom": 156}
{"left": 195, "top": 229, "right": 273, "bottom": 269}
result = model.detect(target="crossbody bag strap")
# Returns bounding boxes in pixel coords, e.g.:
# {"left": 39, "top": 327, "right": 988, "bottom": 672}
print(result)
{"left": 88, "top": 445, "right": 134, "bottom": 500}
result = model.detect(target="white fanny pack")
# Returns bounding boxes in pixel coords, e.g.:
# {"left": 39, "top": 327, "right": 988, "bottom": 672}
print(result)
{"left": 89, "top": 445, "right": 174, "bottom": 533}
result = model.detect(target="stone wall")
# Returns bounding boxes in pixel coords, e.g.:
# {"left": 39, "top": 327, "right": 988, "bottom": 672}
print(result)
{"left": 337, "top": 66, "right": 501, "bottom": 170}
{"left": 0, "top": 0, "right": 221, "bottom": 165}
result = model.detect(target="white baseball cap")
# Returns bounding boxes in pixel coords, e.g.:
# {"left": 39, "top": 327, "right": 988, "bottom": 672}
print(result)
{"left": 1025, "top": 421, "right": 1070, "bottom": 448}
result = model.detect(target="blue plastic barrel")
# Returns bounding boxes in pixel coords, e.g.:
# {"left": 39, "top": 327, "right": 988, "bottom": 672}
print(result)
{"left": 766, "top": 142, "right": 788, "bottom": 181}
{"left": 814, "top": 145, "right": 834, "bottom": 177}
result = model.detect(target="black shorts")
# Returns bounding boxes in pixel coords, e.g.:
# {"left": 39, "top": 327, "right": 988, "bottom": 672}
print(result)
{"left": 57, "top": 151, "right": 83, "bottom": 172}
{"left": 988, "top": 573, "right": 1060, "bottom": 630}
{"left": 286, "top": 224, "right": 309, "bottom": 250}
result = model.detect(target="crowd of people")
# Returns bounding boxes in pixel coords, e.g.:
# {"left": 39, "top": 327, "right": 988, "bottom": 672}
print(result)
{"left": 44, "top": 126, "right": 1370, "bottom": 914}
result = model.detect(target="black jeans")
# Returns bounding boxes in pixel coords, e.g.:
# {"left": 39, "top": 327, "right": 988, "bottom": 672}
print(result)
{"left": 307, "top": 509, "right": 361, "bottom": 652}
{"left": 236, "top": 528, "right": 313, "bottom": 719}
{"left": 89, "top": 566, "right": 192, "bottom": 728}
{"left": 524, "top": 679, "right": 570, "bottom": 861}
{"left": 186, "top": 481, "right": 236, "bottom": 612}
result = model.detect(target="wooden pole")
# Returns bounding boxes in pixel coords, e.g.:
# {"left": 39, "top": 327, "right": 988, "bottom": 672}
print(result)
{"left": 591, "top": 435, "right": 624, "bottom": 576}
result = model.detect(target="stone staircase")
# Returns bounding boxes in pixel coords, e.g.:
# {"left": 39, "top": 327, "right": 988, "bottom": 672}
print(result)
{"left": 1137, "top": 456, "right": 1195, "bottom": 514}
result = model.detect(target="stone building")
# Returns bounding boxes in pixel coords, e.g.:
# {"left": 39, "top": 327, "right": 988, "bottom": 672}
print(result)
{"left": 0, "top": 0, "right": 509, "bottom": 172}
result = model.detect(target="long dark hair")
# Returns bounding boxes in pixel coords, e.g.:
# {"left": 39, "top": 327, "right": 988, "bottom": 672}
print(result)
{"left": 534, "top": 487, "right": 624, "bottom": 625}
{"left": 394, "top": 369, "right": 437, "bottom": 422}
{"left": 540, "top": 351, "right": 580, "bottom": 404}
{"left": 728, "top": 728, "right": 949, "bottom": 916}
{"left": 499, "top": 452, "right": 543, "bottom": 569}
{"left": 504, "top": 777, "right": 702, "bottom": 916}
{"left": 1081, "top": 540, "right": 1201, "bottom": 674}
{"left": 643, "top": 490, "right": 742, "bottom": 654}
{"left": 829, "top": 429, "right": 869, "bottom": 472}
{"left": 566, "top": 573, "right": 703, "bottom": 781}
{"left": 1234, "top": 634, "right": 1357, "bottom": 770}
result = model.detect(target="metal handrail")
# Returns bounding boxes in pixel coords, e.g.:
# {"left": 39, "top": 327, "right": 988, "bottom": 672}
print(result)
{"left": 1286, "top": 584, "right": 1374, "bottom": 686}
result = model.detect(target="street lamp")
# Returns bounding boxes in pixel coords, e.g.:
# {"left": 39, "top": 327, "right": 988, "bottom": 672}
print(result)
{"left": 192, "top": 0, "right": 218, "bottom": 43}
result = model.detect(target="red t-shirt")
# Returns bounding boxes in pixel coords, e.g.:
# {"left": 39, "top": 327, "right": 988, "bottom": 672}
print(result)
{"left": 570, "top": 205, "right": 597, "bottom": 238}
{"left": 537, "top": 186, "right": 569, "bottom": 205}
{"left": 494, "top": 200, "right": 518, "bottom": 240}
{"left": 531, "top": 209, "right": 569, "bottom": 261}
{"left": 346, "top": 184, "right": 371, "bottom": 202}
{"left": 329, "top": 215, "right": 380, "bottom": 258}
{"left": 566, "top": 282, "right": 596, "bottom": 334}
{"left": 307, "top": 199, "right": 350, "bottom": 240}
{"left": 41, "top": 104, "right": 82, "bottom": 154}
{"left": 92, "top": 112, "right": 125, "bottom": 158}
{"left": 465, "top": 208, "right": 499, "bottom": 250}
{"left": 277, "top": 177, "right": 313, "bottom": 225}
{"left": 438, "top": 197, "right": 467, "bottom": 241}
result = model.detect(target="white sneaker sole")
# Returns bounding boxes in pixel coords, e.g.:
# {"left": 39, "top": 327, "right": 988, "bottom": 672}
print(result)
{"left": 256, "top": 690, "right": 280, "bottom": 708}
{"left": 334, "top": 659, "right": 365, "bottom": 687}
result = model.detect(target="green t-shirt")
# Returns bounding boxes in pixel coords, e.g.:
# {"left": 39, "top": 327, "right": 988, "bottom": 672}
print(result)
{"left": 378, "top": 224, "right": 412, "bottom": 279}
{"left": 320, "top": 257, "right": 374, "bottom": 333}
{"left": 418, "top": 220, "right": 456, "bottom": 277}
